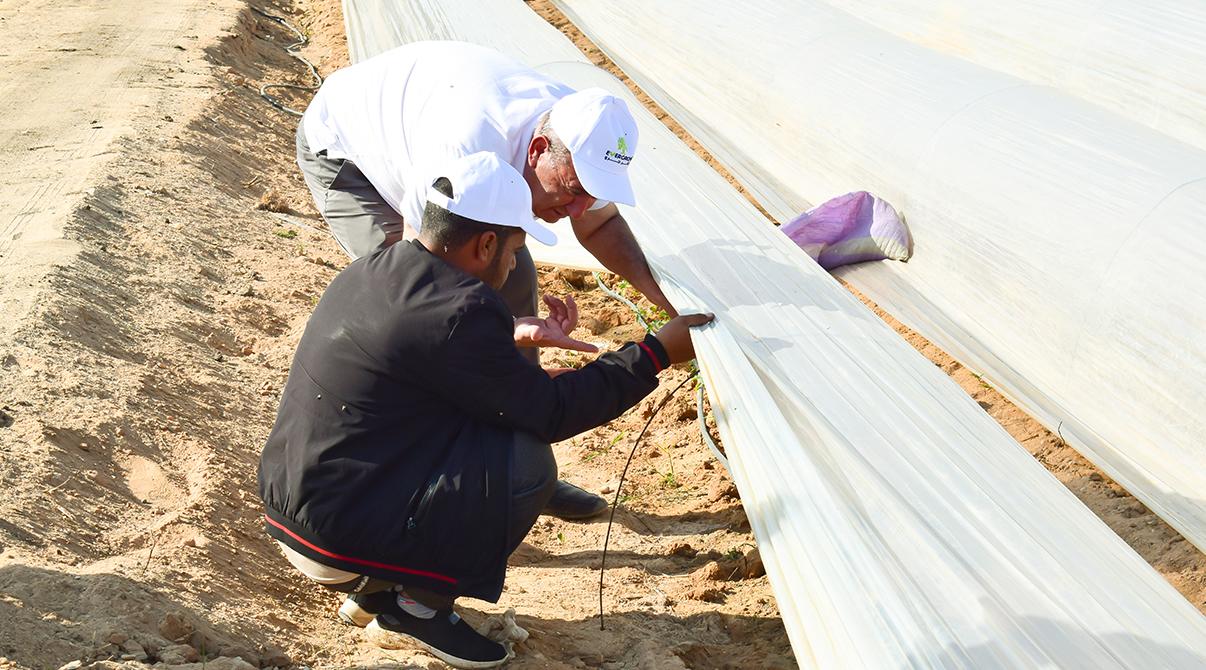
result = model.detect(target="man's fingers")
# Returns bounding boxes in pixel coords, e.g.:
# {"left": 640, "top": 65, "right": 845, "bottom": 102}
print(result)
{"left": 544, "top": 293, "right": 580, "bottom": 332}
{"left": 556, "top": 336, "right": 598, "bottom": 353}
{"left": 543, "top": 293, "right": 567, "bottom": 314}
{"left": 682, "top": 312, "right": 715, "bottom": 327}
{"left": 565, "top": 294, "right": 579, "bottom": 329}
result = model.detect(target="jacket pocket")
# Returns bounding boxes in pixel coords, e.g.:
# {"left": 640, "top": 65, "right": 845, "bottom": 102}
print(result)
{"left": 407, "top": 472, "right": 452, "bottom": 537}
{"left": 402, "top": 442, "right": 501, "bottom": 572}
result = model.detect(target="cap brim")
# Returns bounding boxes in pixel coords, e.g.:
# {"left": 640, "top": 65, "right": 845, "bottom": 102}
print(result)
{"left": 521, "top": 218, "right": 558, "bottom": 246}
{"left": 574, "top": 160, "right": 636, "bottom": 207}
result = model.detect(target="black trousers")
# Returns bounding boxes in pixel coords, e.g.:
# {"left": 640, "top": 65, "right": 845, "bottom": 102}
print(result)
{"left": 323, "top": 431, "right": 557, "bottom": 610}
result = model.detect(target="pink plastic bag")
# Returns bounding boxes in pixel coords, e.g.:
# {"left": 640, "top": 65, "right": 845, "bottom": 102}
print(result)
{"left": 781, "top": 191, "right": 911, "bottom": 270}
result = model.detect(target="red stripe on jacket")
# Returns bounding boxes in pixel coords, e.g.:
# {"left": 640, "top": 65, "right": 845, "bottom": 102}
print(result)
{"left": 265, "top": 514, "right": 457, "bottom": 584}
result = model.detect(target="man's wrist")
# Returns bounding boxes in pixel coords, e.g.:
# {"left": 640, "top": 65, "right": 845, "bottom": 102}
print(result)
{"left": 639, "top": 333, "right": 671, "bottom": 373}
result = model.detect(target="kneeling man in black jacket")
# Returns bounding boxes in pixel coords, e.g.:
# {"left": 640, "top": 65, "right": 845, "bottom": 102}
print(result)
{"left": 258, "top": 152, "right": 712, "bottom": 668}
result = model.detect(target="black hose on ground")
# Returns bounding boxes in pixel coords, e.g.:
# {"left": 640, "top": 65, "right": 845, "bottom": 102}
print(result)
{"left": 598, "top": 372, "right": 698, "bottom": 630}
{"left": 250, "top": 6, "right": 322, "bottom": 117}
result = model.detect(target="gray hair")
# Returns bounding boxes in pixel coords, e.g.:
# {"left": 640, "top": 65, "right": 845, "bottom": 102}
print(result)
{"left": 534, "top": 112, "right": 571, "bottom": 164}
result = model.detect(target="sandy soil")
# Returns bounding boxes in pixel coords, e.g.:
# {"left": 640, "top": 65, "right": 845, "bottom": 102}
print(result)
{"left": 0, "top": 1, "right": 1200, "bottom": 670}
{"left": 0, "top": 0, "right": 239, "bottom": 343}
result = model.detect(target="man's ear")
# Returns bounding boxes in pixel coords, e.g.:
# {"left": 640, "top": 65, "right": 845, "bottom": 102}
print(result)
{"left": 474, "top": 230, "right": 499, "bottom": 263}
{"left": 527, "top": 135, "right": 549, "bottom": 168}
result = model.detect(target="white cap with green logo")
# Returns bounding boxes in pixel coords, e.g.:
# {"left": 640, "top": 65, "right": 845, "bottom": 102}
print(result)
{"left": 548, "top": 88, "right": 639, "bottom": 207}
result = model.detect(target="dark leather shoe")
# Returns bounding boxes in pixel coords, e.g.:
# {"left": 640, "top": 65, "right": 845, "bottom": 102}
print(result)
{"left": 543, "top": 479, "right": 608, "bottom": 520}
{"left": 369, "top": 606, "right": 508, "bottom": 668}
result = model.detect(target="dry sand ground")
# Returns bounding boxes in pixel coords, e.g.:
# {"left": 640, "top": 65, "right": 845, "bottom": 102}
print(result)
{"left": 0, "top": 1, "right": 1201, "bottom": 669}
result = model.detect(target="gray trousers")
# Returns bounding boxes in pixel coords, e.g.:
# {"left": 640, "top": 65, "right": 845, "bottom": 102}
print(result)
{"left": 295, "top": 122, "right": 540, "bottom": 329}
{"left": 323, "top": 431, "right": 558, "bottom": 609}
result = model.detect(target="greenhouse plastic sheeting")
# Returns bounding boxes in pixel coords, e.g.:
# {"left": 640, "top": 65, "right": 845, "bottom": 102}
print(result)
{"left": 555, "top": 0, "right": 1206, "bottom": 555}
{"left": 340, "top": 1, "right": 1206, "bottom": 667}
{"left": 813, "top": 0, "right": 1206, "bottom": 153}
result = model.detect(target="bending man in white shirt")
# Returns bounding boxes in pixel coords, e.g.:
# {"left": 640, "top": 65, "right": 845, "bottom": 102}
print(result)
{"left": 296, "top": 40, "right": 676, "bottom": 521}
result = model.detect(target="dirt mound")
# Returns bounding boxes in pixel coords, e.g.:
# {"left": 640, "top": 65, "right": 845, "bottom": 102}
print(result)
{"left": 0, "top": 1, "right": 349, "bottom": 667}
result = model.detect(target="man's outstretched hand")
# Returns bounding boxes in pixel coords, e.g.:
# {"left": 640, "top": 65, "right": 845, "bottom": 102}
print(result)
{"left": 514, "top": 294, "right": 599, "bottom": 353}
{"left": 654, "top": 313, "right": 715, "bottom": 364}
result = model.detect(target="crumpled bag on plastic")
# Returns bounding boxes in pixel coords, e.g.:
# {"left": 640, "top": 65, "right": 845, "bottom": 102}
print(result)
{"left": 780, "top": 191, "right": 912, "bottom": 270}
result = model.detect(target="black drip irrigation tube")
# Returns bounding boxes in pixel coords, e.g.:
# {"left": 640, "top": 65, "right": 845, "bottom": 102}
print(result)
{"left": 250, "top": 6, "right": 322, "bottom": 117}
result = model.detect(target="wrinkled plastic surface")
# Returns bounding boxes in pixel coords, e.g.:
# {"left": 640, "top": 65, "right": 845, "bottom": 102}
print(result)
{"left": 342, "top": 1, "right": 1206, "bottom": 667}
{"left": 555, "top": 0, "right": 1206, "bottom": 557}
{"left": 816, "top": 0, "right": 1206, "bottom": 153}
{"left": 781, "top": 191, "right": 911, "bottom": 270}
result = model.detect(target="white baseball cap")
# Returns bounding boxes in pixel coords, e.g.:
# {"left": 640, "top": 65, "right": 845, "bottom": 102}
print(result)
{"left": 425, "top": 152, "right": 558, "bottom": 246}
{"left": 548, "top": 88, "right": 639, "bottom": 207}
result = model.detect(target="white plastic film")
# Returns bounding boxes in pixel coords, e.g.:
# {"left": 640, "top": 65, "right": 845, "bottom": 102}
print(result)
{"left": 554, "top": 0, "right": 1206, "bottom": 556}
{"left": 341, "top": 1, "right": 1206, "bottom": 667}
{"left": 814, "top": 0, "right": 1206, "bottom": 153}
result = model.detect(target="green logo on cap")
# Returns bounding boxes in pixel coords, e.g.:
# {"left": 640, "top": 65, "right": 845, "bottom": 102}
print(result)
{"left": 605, "top": 135, "right": 633, "bottom": 166}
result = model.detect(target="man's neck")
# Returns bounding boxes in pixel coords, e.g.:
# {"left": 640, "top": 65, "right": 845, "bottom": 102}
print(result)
{"left": 417, "top": 236, "right": 480, "bottom": 280}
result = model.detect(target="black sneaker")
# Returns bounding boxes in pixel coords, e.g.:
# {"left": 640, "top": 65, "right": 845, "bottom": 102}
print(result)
{"left": 337, "top": 589, "right": 397, "bottom": 627}
{"left": 366, "top": 605, "right": 509, "bottom": 669}
{"left": 542, "top": 480, "right": 607, "bottom": 520}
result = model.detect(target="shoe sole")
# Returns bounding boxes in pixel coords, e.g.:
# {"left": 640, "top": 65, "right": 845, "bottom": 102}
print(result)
{"left": 366, "top": 619, "right": 509, "bottom": 669}
{"left": 337, "top": 599, "right": 377, "bottom": 628}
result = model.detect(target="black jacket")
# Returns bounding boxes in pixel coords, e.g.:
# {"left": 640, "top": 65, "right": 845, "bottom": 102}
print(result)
{"left": 258, "top": 240, "right": 670, "bottom": 600}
